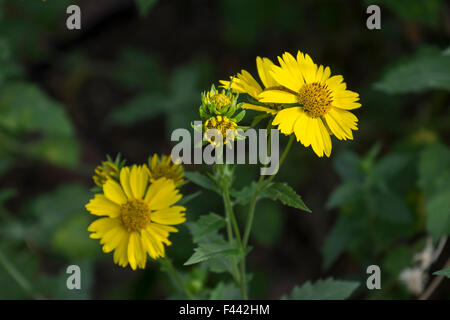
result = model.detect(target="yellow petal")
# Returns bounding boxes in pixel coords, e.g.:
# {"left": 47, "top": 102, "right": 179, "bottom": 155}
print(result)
{"left": 151, "top": 206, "right": 186, "bottom": 225}
{"left": 292, "top": 110, "right": 311, "bottom": 146}
{"left": 86, "top": 194, "right": 120, "bottom": 218}
{"left": 130, "top": 165, "right": 148, "bottom": 199}
{"left": 113, "top": 233, "right": 130, "bottom": 267}
{"left": 119, "top": 167, "right": 133, "bottom": 199}
{"left": 103, "top": 179, "right": 127, "bottom": 205}
{"left": 317, "top": 118, "right": 332, "bottom": 157}
{"left": 101, "top": 225, "right": 127, "bottom": 253}
{"left": 259, "top": 90, "right": 298, "bottom": 104}
{"left": 309, "top": 118, "right": 325, "bottom": 157}
{"left": 145, "top": 178, "right": 181, "bottom": 210}
{"left": 297, "top": 51, "right": 318, "bottom": 84}
{"left": 127, "top": 232, "right": 139, "bottom": 270}
{"left": 256, "top": 57, "right": 278, "bottom": 88}
{"left": 273, "top": 107, "right": 303, "bottom": 135}
{"left": 241, "top": 103, "right": 278, "bottom": 115}
{"left": 324, "top": 110, "right": 352, "bottom": 140}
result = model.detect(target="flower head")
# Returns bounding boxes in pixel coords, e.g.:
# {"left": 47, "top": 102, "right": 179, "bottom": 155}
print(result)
{"left": 86, "top": 164, "right": 186, "bottom": 270}
{"left": 148, "top": 154, "right": 184, "bottom": 187}
{"left": 199, "top": 85, "right": 245, "bottom": 122}
{"left": 204, "top": 115, "right": 238, "bottom": 146}
{"left": 220, "top": 57, "right": 283, "bottom": 115}
{"left": 259, "top": 51, "right": 361, "bottom": 157}
{"left": 93, "top": 161, "right": 119, "bottom": 187}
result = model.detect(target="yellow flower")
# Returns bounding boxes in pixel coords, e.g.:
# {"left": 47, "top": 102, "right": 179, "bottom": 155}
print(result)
{"left": 204, "top": 89, "right": 232, "bottom": 111}
{"left": 204, "top": 115, "right": 238, "bottom": 146}
{"left": 93, "top": 161, "right": 119, "bottom": 187}
{"left": 86, "top": 164, "right": 186, "bottom": 270}
{"left": 259, "top": 51, "right": 361, "bottom": 157}
{"left": 220, "top": 57, "right": 282, "bottom": 115}
{"left": 148, "top": 154, "right": 184, "bottom": 188}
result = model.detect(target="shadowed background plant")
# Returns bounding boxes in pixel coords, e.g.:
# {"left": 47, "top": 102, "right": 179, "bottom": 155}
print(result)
{"left": 0, "top": 0, "right": 449, "bottom": 299}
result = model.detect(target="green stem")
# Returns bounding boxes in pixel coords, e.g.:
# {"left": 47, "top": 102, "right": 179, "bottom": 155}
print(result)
{"left": 0, "top": 248, "right": 36, "bottom": 298}
{"left": 216, "top": 164, "right": 241, "bottom": 284}
{"left": 160, "top": 257, "right": 195, "bottom": 300}
{"left": 243, "top": 134, "right": 295, "bottom": 247}
{"left": 222, "top": 184, "right": 247, "bottom": 300}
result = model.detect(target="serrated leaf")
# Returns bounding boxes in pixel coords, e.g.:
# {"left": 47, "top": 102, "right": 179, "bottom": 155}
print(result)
{"left": 283, "top": 277, "right": 359, "bottom": 300}
{"left": 184, "top": 171, "right": 219, "bottom": 193}
{"left": 433, "top": 267, "right": 450, "bottom": 278}
{"left": 260, "top": 182, "right": 311, "bottom": 212}
{"left": 230, "top": 182, "right": 258, "bottom": 205}
{"left": 187, "top": 213, "right": 226, "bottom": 243}
{"left": 375, "top": 51, "right": 450, "bottom": 94}
{"left": 184, "top": 238, "right": 240, "bottom": 266}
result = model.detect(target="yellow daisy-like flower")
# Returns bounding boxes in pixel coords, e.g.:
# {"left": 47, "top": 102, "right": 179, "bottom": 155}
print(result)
{"left": 148, "top": 154, "right": 184, "bottom": 188}
{"left": 86, "top": 164, "right": 186, "bottom": 270}
{"left": 204, "top": 115, "right": 238, "bottom": 146}
{"left": 220, "top": 57, "right": 282, "bottom": 115}
{"left": 93, "top": 161, "right": 119, "bottom": 187}
{"left": 259, "top": 51, "right": 361, "bottom": 157}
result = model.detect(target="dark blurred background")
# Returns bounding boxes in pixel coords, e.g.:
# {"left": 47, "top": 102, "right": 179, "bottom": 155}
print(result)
{"left": 0, "top": 0, "right": 449, "bottom": 299}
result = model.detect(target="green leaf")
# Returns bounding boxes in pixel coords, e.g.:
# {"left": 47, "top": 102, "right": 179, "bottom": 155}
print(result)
{"left": 326, "top": 182, "right": 359, "bottom": 209}
{"left": 251, "top": 200, "right": 283, "bottom": 247}
{"left": 187, "top": 213, "right": 226, "bottom": 243}
{"left": 375, "top": 51, "right": 450, "bottom": 94}
{"left": 283, "top": 277, "right": 359, "bottom": 300}
{"left": 365, "top": 0, "right": 442, "bottom": 28}
{"left": 108, "top": 94, "right": 167, "bottom": 126}
{"left": 28, "top": 184, "right": 90, "bottom": 246}
{"left": 322, "top": 214, "right": 363, "bottom": 270}
{"left": 135, "top": 0, "right": 158, "bottom": 17}
{"left": 433, "top": 267, "right": 450, "bottom": 278}
{"left": 209, "top": 282, "right": 241, "bottom": 300}
{"left": 184, "top": 237, "right": 240, "bottom": 266}
{"left": 369, "top": 191, "right": 412, "bottom": 223}
{"left": 333, "top": 150, "right": 363, "bottom": 182}
{"left": 426, "top": 190, "right": 450, "bottom": 240}
{"left": 373, "top": 153, "right": 411, "bottom": 179}
{"left": 184, "top": 171, "right": 219, "bottom": 193}
{"left": 177, "top": 191, "right": 202, "bottom": 206}
{"left": 0, "top": 82, "right": 79, "bottom": 166}
{"left": 230, "top": 182, "right": 258, "bottom": 205}
{"left": 52, "top": 214, "right": 100, "bottom": 260}
{"left": 418, "top": 143, "right": 450, "bottom": 195}
{"left": 260, "top": 182, "right": 311, "bottom": 212}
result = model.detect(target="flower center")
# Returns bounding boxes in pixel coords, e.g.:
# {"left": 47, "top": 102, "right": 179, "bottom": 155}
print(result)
{"left": 298, "top": 82, "right": 332, "bottom": 117}
{"left": 120, "top": 199, "right": 151, "bottom": 232}
{"left": 209, "top": 93, "right": 231, "bottom": 110}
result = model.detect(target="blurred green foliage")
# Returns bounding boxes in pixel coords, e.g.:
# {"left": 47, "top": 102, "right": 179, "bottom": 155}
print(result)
{"left": 0, "top": 0, "right": 449, "bottom": 300}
